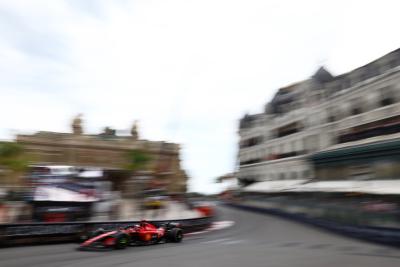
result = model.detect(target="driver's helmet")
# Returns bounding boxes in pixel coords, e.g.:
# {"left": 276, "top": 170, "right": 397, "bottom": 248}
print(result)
{"left": 140, "top": 220, "right": 148, "bottom": 227}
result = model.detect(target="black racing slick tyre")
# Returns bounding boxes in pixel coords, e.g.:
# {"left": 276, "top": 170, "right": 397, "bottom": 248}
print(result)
{"left": 115, "top": 233, "right": 129, "bottom": 249}
{"left": 167, "top": 228, "right": 183, "bottom": 243}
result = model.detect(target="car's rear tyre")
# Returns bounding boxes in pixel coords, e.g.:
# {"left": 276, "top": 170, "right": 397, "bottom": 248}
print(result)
{"left": 115, "top": 233, "right": 129, "bottom": 249}
{"left": 167, "top": 228, "right": 183, "bottom": 243}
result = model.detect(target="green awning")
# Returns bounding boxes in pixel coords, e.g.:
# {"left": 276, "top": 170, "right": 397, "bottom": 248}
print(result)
{"left": 310, "top": 139, "right": 400, "bottom": 165}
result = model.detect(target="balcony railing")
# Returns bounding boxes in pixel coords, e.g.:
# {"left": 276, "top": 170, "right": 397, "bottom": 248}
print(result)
{"left": 240, "top": 151, "right": 306, "bottom": 166}
{"left": 338, "top": 122, "right": 400, "bottom": 144}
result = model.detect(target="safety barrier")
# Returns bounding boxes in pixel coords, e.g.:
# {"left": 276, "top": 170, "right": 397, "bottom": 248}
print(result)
{"left": 0, "top": 216, "right": 213, "bottom": 247}
{"left": 226, "top": 202, "right": 400, "bottom": 247}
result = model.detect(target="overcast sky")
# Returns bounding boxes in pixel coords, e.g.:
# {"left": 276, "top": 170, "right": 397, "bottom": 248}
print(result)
{"left": 0, "top": 0, "right": 400, "bottom": 193}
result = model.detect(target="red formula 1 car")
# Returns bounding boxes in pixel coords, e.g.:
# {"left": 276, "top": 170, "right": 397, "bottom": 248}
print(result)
{"left": 79, "top": 221, "right": 183, "bottom": 250}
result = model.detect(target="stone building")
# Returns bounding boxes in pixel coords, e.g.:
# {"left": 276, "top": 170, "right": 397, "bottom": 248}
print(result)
{"left": 237, "top": 48, "right": 400, "bottom": 185}
{"left": 16, "top": 118, "right": 188, "bottom": 196}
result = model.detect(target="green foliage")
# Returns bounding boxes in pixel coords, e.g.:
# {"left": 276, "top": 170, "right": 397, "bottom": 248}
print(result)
{"left": 125, "top": 149, "right": 151, "bottom": 172}
{"left": 0, "top": 142, "right": 22, "bottom": 158}
{"left": 0, "top": 142, "right": 28, "bottom": 172}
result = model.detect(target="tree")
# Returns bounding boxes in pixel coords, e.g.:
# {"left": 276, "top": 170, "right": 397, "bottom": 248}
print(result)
{"left": 125, "top": 149, "right": 152, "bottom": 172}
{"left": 122, "top": 149, "right": 152, "bottom": 199}
{"left": 0, "top": 142, "right": 29, "bottom": 186}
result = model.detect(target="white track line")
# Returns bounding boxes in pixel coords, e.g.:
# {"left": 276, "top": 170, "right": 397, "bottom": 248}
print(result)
{"left": 185, "top": 221, "right": 235, "bottom": 236}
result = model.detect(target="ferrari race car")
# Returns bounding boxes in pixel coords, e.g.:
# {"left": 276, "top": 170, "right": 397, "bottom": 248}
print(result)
{"left": 79, "top": 221, "right": 183, "bottom": 250}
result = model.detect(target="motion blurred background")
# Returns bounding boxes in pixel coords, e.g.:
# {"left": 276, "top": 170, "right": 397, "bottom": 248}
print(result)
{"left": 1, "top": 0, "right": 400, "bottom": 234}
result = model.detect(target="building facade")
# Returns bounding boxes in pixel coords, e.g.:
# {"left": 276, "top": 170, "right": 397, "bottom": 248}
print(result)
{"left": 16, "top": 120, "right": 188, "bottom": 195}
{"left": 237, "top": 48, "right": 400, "bottom": 185}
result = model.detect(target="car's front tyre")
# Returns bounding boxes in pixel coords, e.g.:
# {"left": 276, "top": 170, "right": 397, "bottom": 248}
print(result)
{"left": 167, "top": 228, "right": 183, "bottom": 243}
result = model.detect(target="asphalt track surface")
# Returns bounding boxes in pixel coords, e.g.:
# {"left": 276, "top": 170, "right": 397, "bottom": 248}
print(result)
{"left": 1, "top": 205, "right": 400, "bottom": 267}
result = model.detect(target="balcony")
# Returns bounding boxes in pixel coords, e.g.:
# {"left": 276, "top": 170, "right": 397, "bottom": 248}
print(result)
{"left": 239, "top": 151, "right": 306, "bottom": 167}
{"left": 273, "top": 107, "right": 307, "bottom": 127}
{"left": 336, "top": 101, "right": 400, "bottom": 131}
{"left": 240, "top": 136, "right": 263, "bottom": 148}
{"left": 338, "top": 116, "right": 400, "bottom": 144}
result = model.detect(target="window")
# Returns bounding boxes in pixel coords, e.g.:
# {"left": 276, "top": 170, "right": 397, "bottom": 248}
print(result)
{"left": 276, "top": 122, "right": 302, "bottom": 138}
{"left": 360, "top": 71, "right": 368, "bottom": 81}
{"left": 380, "top": 87, "right": 395, "bottom": 107}
{"left": 341, "top": 80, "right": 348, "bottom": 90}
{"left": 241, "top": 136, "right": 263, "bottom": 148}
{"left": 326, "top": 107, "right": 337, "bottom": 122}
{"left": 366, "top": 66, "right": 380, "bottom": 78}
{"left": 389, "top": 58, "right": 400, "bottom": 68}
{"left": 351, "top": 107, "right": 361, "bottom": 115}
{"left": 350, "top": 99, "right": 363, "bottom": 115}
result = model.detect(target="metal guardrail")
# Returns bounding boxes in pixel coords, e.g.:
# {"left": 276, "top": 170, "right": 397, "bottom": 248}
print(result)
{"left": 0, "top": 216, "right": 214, "bottom": 246}
{"left": 226, "top": 202, "right": 400, "bottom": 247}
